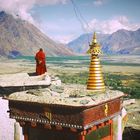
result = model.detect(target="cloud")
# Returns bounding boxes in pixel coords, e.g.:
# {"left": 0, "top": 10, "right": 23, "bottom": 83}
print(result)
{"left": 87, "top": 16, "right": 140, "bottom": 34}
{"left": 52, "top": 34, "right": 76, "bottom": 44}
{"left": 40, "top": 21, "right": 81, "bottom": 43}
{"left": 0, "top": 0, "right": 67, "bottom": 24}
{"left": 93, "top": 0, "right": 106, "bottom": 6}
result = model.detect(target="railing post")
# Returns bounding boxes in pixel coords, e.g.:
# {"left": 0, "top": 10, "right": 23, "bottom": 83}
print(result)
{"left": 14, "top": 122, "right": 20, "bottom": 140}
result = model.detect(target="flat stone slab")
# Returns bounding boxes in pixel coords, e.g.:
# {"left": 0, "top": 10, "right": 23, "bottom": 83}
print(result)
{"left": 0, "top": 73, "right": 50, "bottom": 87}
{"left": 0, "top": 73, "right": 61, "bottom": 94}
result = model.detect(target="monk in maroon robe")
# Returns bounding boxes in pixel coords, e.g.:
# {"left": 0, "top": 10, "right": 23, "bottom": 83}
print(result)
{"left": 35, "top": 48, "right": 47, "bottom": 75}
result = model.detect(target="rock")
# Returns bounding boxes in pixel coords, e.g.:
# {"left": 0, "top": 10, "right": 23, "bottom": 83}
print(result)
{"left": 26, "top": 88, "right": 51, "bottom": 97}
{"left": 54, "top": 77, "right": 59, "bottom": 80}
{"left": 44, "top": 75, "right": 51, "bottom": 85}
{"left": 50, "top": 91, "right": 60, "bottom": 97}
{"left": 60, "top": 93, "right": 69, "bottom": 98}
{"left": 123, "top": 99, "right": 136, "bottom": 106}
{"left": 49, "top": 85, "right": 64, "bottom": 93}
{"left": 26, "top": 89, "right": 44, "bottom": 96}
{"left": 80, "top": 99, "right": 90, "bottom": 105}
{"left": 51, "top": 79, "right": 62, "bottom": 86}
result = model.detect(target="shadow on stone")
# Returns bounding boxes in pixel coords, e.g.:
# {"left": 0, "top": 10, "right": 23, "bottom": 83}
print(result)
{"left": 123, "top": 127, "right": 140, "bottom": 140}
{"left": 27, "top": 72, "right": 37, "bottom": 76}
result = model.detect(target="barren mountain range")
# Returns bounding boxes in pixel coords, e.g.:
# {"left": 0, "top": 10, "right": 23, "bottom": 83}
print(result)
{"left": 67, "top": 29, "right": 140, "bottom": 55}
{"left": 0, "top": 11, "right": 74, "bottom": 58}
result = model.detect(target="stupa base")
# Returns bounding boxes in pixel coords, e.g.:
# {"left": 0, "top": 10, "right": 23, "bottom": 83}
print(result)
{"left": 87, "top": 85, "right": 106, "bottom": 93}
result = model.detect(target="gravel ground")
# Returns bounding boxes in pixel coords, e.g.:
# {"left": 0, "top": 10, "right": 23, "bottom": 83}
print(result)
{"left": 8, "top": 86, "right": 124, "bottom": 106}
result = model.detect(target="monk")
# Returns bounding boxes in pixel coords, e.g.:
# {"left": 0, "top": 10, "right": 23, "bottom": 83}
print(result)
{"left": 35, "top": 48, "right": 47, "bottom": 75}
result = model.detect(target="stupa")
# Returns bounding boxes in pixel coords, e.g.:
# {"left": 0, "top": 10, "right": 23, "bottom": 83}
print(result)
{"left": 87, "top": 32, "right": 105, "bottom": 91}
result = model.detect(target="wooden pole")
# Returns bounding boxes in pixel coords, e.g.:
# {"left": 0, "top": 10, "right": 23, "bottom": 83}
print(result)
{"left": 110, "top": 120, "right": 113, "bottom": 140}
{"left": 14, "top": 122, "right": 20, "bottom": 140}
{"left": 24, "top": 135, "right": 28, "bottom": 140}
{"left": 78, "top": 134, "right": 85, "bottom": 140}
{"left": 23, "top": 125, "right": 29, "bottom": 140}
{"left": 79, "top": 130, "right": 86, "bottom": 140}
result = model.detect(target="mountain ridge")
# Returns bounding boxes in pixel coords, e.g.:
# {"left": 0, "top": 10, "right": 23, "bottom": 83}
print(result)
{"left": 67, "top": 28, "right": 140, "bottom": 55}
{"left": 0, "top": 11, "right": 74, "bottom": 58}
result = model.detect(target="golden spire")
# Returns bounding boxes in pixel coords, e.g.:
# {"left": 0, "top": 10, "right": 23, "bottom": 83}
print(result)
{"left": 93, "top": 32, "right": 97, "bottom": 44}
{"left": 87, "top": 32, "right": 105, "bottom": 92}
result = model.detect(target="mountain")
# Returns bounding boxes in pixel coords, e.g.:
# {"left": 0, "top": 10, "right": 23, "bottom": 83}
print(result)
{"left": 0, "top": 11, "right": 74, "bottom": 58}
{"left": 67, "top": 29, "right": 140, "bottom": 55}
{"left": 67, "top": 33, "right": 109, "bottom": 54}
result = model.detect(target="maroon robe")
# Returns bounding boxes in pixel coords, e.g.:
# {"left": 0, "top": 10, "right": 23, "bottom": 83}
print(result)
{"left": 35, "top": 50, "right": 47, "bottom": 75}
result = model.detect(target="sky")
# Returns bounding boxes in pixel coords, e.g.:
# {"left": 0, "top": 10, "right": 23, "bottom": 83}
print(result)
{"left": 0, "top": 0, "right": 140, "bottom": 43}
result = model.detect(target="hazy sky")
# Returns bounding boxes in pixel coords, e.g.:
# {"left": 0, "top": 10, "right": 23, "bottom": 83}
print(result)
{"left": 0, "top": 0, "right": 140, "bottom": 43}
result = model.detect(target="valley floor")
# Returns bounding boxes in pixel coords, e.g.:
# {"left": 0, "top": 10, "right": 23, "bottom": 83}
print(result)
{"left": 0, "top": 55, "right": 140, "bottom": 140}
